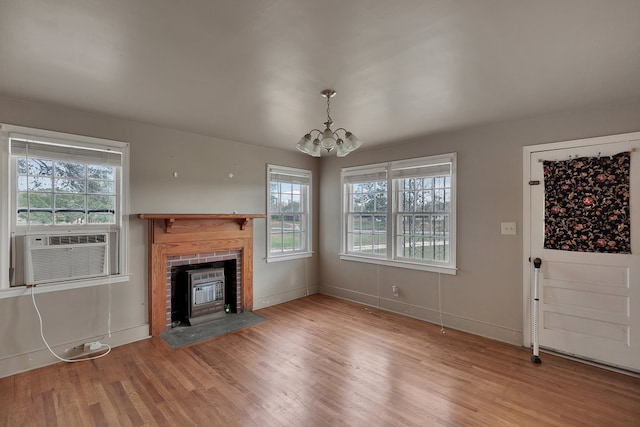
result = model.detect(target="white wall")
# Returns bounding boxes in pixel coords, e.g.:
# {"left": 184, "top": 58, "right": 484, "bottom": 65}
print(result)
{"left": 318, "top": 99, "right": 640, "bottom": 345}
{"left": 0, "top": 95, "right": 319, "bottom": 377}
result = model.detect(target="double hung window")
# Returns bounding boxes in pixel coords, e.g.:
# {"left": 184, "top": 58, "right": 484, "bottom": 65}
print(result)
{"left": 1, "top": 125, "right": 130, "bottom": 292}
{"left": 341, "top": 153, "right": 456, "bottom": 273}
{"left": 12, "top": 139, "right": 120, "bottom": 226}
{"left": 267, "top": 165, "right": 312, "bottom": 261}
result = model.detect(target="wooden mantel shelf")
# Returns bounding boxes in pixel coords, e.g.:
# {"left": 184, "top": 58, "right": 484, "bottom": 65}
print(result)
{"left": 137, "top": 213, "right": 265, "bottom": 336}
{"left": 138, "top": 213, "right": 265, "bottom": 233}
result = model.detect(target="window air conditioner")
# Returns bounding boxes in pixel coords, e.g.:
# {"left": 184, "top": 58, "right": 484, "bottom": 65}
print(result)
{"left": 24, "top": 234, "right": 109, "bottom": 285}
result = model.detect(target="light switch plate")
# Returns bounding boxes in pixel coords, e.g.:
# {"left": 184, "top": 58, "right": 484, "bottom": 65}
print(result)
{"left": 501, "top": 222, "right": 517, "bottom": 235}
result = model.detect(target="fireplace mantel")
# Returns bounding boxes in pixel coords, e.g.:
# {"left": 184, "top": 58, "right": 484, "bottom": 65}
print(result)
{"left": 138, "top": 213, "right": 265, "bottom": 335}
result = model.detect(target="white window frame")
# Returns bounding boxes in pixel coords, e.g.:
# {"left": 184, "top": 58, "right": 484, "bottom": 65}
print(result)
{"left": 340, "top": 153, "right": 457, "bottom": 275}
{"left": 0, "top": 124, "right": 130, "bottom": 297}
{"left": 266, "top": 164, "right": 312, "bottom": 262}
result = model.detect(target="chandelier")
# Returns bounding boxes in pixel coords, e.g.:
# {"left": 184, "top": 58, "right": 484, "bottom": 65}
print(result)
{"left": 296, "top": 89, "right": 362, "bottom": 157}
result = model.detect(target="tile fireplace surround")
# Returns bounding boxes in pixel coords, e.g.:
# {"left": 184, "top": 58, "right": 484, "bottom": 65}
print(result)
{"left": 138, "top": 214, "right": 265, "bottom": 336}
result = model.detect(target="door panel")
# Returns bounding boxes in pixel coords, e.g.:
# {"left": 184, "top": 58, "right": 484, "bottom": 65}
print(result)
{"left": 528, "top": 137, "right": 639, "bottom": 371}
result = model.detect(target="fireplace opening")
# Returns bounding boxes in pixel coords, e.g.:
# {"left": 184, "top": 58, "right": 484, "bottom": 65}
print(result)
{"left": 171, "top": 259, "right": 238, "bottom": 326}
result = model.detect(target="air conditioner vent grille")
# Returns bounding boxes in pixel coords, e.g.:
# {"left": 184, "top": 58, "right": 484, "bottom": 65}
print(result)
{"left": 48, "top": 234, "right": 106, "bottom": 246}
{"left": 31, "top": 246, "right": 107, "bottom": 283}
{"left": 24, "top": 233, "right": 110, "bottom": 285}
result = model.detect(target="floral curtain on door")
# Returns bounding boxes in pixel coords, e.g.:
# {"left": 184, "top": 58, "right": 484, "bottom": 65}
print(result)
{"left": 543, "top": 151, "right": 631, "bottom": 253}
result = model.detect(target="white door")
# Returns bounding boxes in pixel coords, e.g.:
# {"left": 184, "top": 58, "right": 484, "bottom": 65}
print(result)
{"left": 525, "top": 133, "right": 640, "bottom": 372}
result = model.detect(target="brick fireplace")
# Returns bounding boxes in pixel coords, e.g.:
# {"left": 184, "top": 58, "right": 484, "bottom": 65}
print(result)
{"left": 138, "top": 214, "right": 265, "bottom": 336}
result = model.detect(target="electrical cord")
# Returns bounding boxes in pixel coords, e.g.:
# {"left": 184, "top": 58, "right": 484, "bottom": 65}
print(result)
{"left": 30, "top": 286, "right": 111, "bottom": 363}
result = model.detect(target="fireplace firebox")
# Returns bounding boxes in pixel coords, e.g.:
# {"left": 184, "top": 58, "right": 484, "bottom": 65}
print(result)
{"left": 172, "top": 258, "right": 238, "bottom": 326}
{"left": 185, "top": 268, "right": 225, "bottom": 324}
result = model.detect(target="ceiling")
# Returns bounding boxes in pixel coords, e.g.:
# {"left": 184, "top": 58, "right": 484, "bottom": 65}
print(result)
{"left": 1, "top": 0, "right": 639, "bottom": 153}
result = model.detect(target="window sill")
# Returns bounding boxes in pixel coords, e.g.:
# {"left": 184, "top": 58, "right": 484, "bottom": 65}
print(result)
{"left": 339, "top": 254, "right": 457, "bottom": 275}
{"left": 266, "top": 252, "right": 313, "bottom": 263}
{"left": 0, "top": 274, "right": 131, "bottom": 299}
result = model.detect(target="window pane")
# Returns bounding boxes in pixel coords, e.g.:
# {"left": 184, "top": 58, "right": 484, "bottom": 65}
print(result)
{"left": 55, "top": 194, "right": 85, "bottom": 210}
{"left": 431, "top": 238, "right": 448, "bottom": 261}
{"left": 18, "top": 192, "right": 53, "bottom": 210}
{"left": 290, "top": 194, "right": 301, "bottom": 212}
{"left": 352, "top": 234, "right": 362, "bottom": 251}
{"left": 87, "top": 180, "right": 114, "bottom": 194}
{"left": 18, "top": 158, "right": 53, "bottom": 176}
{"left": 376, "top": 192, "right": 387, "bottom": 211}
{"left": 270, "top": 192, "right": 281, "bottom": 212}
{"left": 281, "top": 193, "right": 293, "bottom": 211}
{"left": 55, "top": 179, "right": 85, "bottom": 193}
{"left": 17, "top": 212, "right": 28, "bottom": 226}
{"left": 352, "top": 193, "right": 364, "bottom": 212}
{"left": 271, "top": 234, "right": 283, "bottom": 252}
{"left": 88, "top": 195, "right": 115, "bottom": 212}
{"left": 88, "top": 165, "right": 114, "bottom": 180}
{"left": 373, "top": 234, "right": 387, "bottom": 255}
{"left": 270, "top": 213, "right": 282, "bottom": 228}
{"left": 29, "top": 212, "right": 54, "bottom": 226}
{"left": 55, "top": 211, "right": 85, "bottom": 224}
{"left": 18, "top": 176, "right": 53, "bottom": 192}
{"left": 424, "top": 189, "right": 433, "bottom": 211}
{"left": 54, "top": 162, "right": 85, "bottom": 178}
{"left": 351, "top": 215, "right": 360, "bottom": 232}
{"left": 88, "top": 213, "right": 115, "bottom": 224}
{"left": 281, "top": 182, "right": 292, "bottom": 193}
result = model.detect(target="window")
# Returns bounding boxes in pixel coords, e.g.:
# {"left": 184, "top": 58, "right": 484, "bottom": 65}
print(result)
{"left": 13, "top": 143, "right": 118, "bottom": 226}
{"left": 0, "top": 124, "right": 130, "bottom": 293}
{"left": 267, "top": 165, "right": 312, "bottom": 261}
{"left": 343, "top": 165, "right": 388, "bottom": 257}
{"left": 341, "top": 153, "right": 456, "bottom": 274}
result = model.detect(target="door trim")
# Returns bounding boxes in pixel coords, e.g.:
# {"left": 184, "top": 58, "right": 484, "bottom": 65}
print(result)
{"left": 522, "top": 131, "right": 640, "bottom": 348}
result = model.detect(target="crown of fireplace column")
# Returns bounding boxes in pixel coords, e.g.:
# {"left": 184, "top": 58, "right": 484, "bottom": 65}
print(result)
{"left": 138, "top": 213, "right": 265, "bottom": 336}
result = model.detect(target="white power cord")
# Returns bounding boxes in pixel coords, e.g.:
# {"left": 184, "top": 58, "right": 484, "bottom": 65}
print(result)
{"left": 30, "top": 286, "right": 111, "bottom": 363}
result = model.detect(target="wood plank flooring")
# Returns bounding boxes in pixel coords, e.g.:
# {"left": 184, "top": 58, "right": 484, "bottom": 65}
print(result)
{"left": 1, "top": 294, "right": 639, "bottom": 426}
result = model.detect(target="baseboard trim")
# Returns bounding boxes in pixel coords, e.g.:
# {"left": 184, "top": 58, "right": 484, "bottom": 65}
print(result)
{"left": 253, "top": 285, "right": 319, "bottom": 310}
{"left": 319, "top": 284, "right": 523, "bottom": 346}
{"left": 0, "top": 324, "right": 150, "bottom": 379}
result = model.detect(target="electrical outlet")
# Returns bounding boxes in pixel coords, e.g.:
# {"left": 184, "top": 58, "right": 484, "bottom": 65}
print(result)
{"left": 501, "top": 222, "right": 517, "bottom": 235}
{"left": 84, "top": 341, "right": 102, "bottom": 352}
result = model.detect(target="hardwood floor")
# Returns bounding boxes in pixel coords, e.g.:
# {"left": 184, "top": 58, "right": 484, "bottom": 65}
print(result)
{"left": 1, "top": 294, "right": 639, "bottom": 426}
